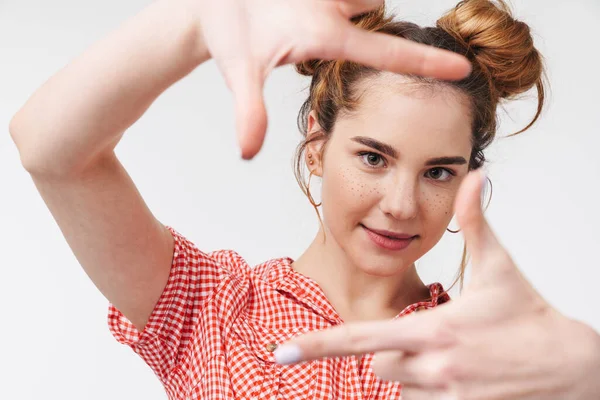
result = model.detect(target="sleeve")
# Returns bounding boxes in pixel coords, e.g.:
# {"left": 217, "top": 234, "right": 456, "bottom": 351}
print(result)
{"left": 107, "top": 226, "right": 248, "bottom": 384}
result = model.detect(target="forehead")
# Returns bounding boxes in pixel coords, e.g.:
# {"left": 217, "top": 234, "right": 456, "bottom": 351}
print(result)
{"left": 334, "top": 73, "right": 473, "bottom": 157}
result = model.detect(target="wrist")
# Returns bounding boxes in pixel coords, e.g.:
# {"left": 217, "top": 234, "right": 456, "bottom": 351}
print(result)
{"left": 180, "top": 2, "right": 212, "bottom": 66}
{"left": 153, "top": 0, "right": 211, "bottom": 67}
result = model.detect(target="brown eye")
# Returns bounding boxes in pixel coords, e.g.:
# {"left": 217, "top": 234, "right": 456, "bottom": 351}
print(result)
{"left": 426, "top": 167, "right": 453, "bottom": 181}
{"left": 367, "top": 154, "right": 380, "bottom": 165}
{"left": 359, "top": 152, "right": 385, "bottom": 168}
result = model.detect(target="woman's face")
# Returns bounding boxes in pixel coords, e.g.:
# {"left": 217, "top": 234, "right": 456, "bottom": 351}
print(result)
{"left": 310, "top": 74, "right": 473, "bottom": 276}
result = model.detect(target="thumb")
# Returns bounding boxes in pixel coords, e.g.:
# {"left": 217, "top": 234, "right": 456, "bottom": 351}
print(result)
{"left": 454, "top": 171, "right": 550, "bottom": 319}
{"left": 227, "top": 65, "right": 268, "bottom": 160}
{"left": 455, "top": 170, "right": 497, "bottom": 266}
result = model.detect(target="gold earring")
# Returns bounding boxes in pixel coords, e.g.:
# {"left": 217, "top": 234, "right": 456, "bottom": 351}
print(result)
{"left": 306, "top": 170, "right": 322, "bottom": 208}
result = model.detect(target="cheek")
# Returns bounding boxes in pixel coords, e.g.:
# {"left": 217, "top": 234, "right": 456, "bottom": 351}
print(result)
{"left": 419, "top": 187, "right": 456, "bottom": 227}
{"left": 321, "top": 167, "right": 381, "bottom": 222}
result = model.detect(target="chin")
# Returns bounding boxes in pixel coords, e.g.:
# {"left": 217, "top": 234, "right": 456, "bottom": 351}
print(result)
{"left": 350, "top": 250, "right": 415, "bottom": 277}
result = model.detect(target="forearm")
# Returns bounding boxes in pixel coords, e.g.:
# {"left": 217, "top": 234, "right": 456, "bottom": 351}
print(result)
{"left": 10, "top": 0, "right": 210, "bottom": 176}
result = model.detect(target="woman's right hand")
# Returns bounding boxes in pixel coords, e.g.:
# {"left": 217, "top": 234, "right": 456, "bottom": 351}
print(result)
{"left": 9, "top": 0, "right": 471, "bottom": 336}
{"left": 188, "top": 0, "right": 471, "bottom": 159}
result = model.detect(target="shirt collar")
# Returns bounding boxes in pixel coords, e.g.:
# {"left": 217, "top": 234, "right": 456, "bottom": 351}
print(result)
{"left": 257, "top": 257, "right": 450, "bottom": 324}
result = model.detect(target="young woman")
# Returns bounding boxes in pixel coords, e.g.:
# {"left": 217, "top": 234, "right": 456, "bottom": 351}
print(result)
{"left": 10, "top": 0, "right": 548, "bottom": 398}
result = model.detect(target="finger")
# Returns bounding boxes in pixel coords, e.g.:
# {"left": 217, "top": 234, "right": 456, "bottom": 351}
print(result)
{"left": 455, "top": 170, "right": 550, "bottom": 316}
{"left": 372, "top": 351, "right": 426, "bottom": 385}
{"left": 333, "top": 0, "right": 384, "bottom": 17}
{"left": 454, "top": 170, "right": 500, "bottom": 266}
{"left": 326, "top": 22, "right": 471, "bottom": 80}
{"left": 226, "top": 64, "right": 268, "bottom": 160}
{"left": 400, "top": 386, "right": 454, "bottom": 400}
{"left": 373, "top": 351, "right": 454, "bottom": 388}
{"left": 274, "top": 310, "right": 457, "bottom": 364}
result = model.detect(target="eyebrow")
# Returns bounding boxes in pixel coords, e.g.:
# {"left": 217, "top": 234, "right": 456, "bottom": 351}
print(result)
{"left": 425, "top": 157, "right": 467, "bottom": 166}
{"left": 351, "top": 136, "right": 398, "bottom": 158}
{"left": 350, "top": 136, "right": 468, "bottom": 166}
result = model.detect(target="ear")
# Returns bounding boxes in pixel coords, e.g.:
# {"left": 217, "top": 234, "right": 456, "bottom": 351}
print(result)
{"left": 305, "top": 110, "right": 326, "bottom": 177}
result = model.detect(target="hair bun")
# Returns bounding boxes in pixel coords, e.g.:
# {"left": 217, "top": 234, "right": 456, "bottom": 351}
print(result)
{"left": 437, "top": 0, "right": 544, "bottom": 100}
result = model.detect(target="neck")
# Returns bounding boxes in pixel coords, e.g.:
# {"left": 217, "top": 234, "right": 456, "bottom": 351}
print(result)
{"left": 292, "top": 228, "right": 430, "bottom": 323}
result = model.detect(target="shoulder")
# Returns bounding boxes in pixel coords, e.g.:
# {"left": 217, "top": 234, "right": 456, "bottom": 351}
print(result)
{"left": 167, "top": 226, "right": 250, "bottom": 276}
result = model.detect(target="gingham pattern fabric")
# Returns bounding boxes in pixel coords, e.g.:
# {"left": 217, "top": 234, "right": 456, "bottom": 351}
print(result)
{"left": 108, "top": 227, "right": 450, "bottom": 399}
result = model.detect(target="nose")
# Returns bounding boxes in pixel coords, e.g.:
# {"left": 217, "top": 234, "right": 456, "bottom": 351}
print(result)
{"left": 379, "top": 175, "right": 419, "bottom": 221}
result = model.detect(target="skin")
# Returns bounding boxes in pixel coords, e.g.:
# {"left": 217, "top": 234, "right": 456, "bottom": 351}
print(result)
{"left": 9, "top": 0, "right": 469, "bottom": 333}
{"left": 196, "top": 0, "right": 471, "bottom": 159}
{"left": 278, "top": 171, "right": 600, "bottom": 400}
{"left": 293, "top": 73, "right": 473, "bottom": 322}
{"left": 10, "top": 0, "right": 598, "bottom": 398}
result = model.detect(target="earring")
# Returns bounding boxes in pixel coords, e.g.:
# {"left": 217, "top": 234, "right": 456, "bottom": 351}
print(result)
{"left": 447, "top": 176, "right": 493, "bottom": 234}
{"left": 306, "top": 170, "right": 322, "bottom": 208}
{"left": 482, "top": 176, "right": 493, "bottom": 211}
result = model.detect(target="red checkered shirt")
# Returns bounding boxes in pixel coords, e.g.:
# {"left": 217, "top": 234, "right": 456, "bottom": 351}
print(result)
{"left": 108, "top": 227, "right": 450, "bottom": 399}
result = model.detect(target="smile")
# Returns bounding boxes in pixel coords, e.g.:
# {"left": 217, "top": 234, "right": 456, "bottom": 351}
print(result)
{"left": 360, "top": 224, "right": 417, "bottom": 251}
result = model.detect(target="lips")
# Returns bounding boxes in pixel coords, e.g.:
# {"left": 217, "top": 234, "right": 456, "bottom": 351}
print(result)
{"left": 361, "top": 224, "right": 418, "bottom": 251}
{"left": 361, "top": 225, "right": 416, "bottom": 240}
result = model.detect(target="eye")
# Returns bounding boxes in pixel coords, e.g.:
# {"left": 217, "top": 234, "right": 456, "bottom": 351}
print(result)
{"left": 426, "top": 167, "right": 455, "bottom": 182}
{"left": 358, "top": 152, "right": 386, "bottom": 168}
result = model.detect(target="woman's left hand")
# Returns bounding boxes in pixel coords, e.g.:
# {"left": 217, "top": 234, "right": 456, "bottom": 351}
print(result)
{"left": 274, "top": 171, "right": 600, "bottom": 400}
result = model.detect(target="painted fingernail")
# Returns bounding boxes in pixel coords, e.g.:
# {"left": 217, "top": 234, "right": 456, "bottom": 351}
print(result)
{"left": 274, "top": 344, "right": 303, "bottom": 365}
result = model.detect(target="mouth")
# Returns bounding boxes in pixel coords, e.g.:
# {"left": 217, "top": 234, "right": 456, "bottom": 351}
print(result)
{"left": 360, "top": 224, "right": 418, "bottom": 251}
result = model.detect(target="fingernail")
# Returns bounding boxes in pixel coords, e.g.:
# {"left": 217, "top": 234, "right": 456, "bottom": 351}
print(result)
{"left": 274, "top": 344, "right": 303, "bottom": 365}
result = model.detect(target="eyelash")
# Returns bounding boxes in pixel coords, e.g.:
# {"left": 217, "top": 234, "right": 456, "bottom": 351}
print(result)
{"left": 357, "top": 151, "right": 457, "bottom": 181}
{"left": 358, "top": 151, "right": 386, "bottom": 168}
{"left": 425, "top": 167, "right": 456, "bottom": 182}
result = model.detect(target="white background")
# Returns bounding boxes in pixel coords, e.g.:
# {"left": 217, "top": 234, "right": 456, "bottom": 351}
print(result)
{"left": 0, "top": 0, "right": 599, "bottom": 398}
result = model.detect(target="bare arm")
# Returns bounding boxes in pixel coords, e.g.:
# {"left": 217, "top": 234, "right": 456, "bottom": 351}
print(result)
{"left": 9, "top": 0, "right": 470, "bottom": 334}
{"left": 10, "top": 0, "right": 210, "bottom": 331}
{"left": 11, "top": 0, "right": 207, "bottom": 176}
